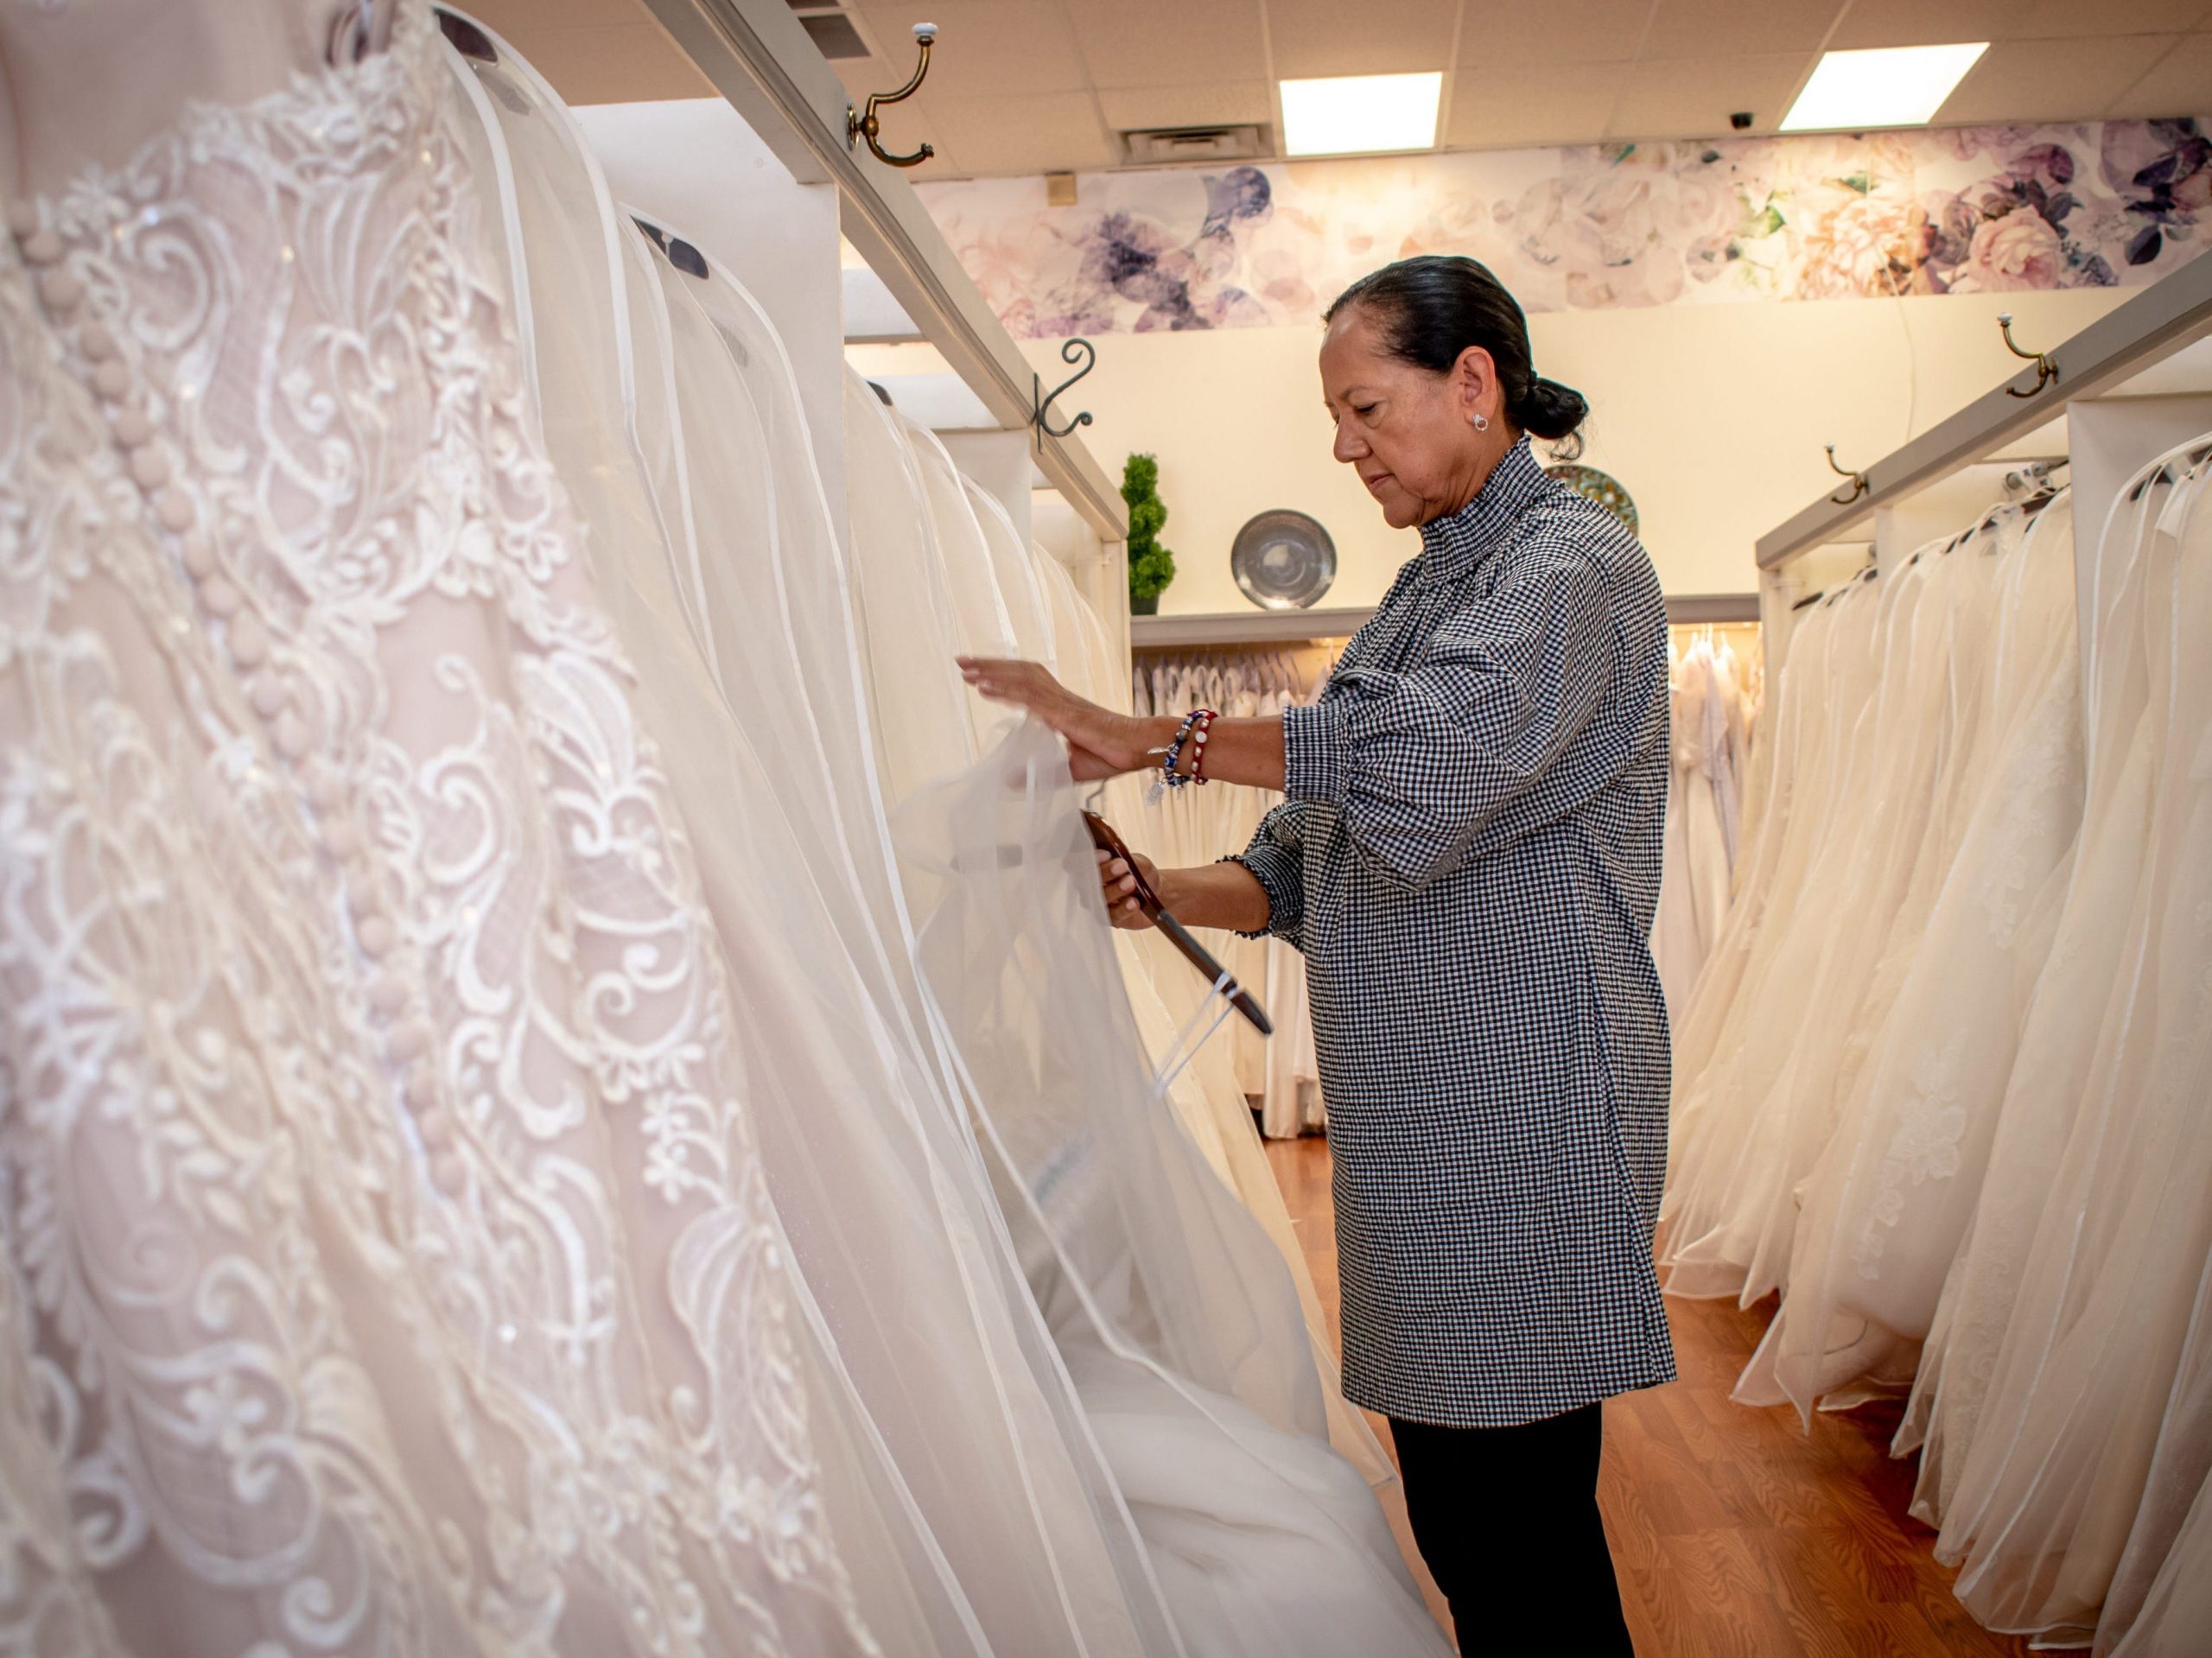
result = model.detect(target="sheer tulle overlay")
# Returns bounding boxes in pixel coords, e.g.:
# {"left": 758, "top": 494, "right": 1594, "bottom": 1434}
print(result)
{"left": 1663, "top": 448, "right": 2212, "bottom": 1652}
{"left": 0, "top": 5, "right": 1449, "bottom": 1653}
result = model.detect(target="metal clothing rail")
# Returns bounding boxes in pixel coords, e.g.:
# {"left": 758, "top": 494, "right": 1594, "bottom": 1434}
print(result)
{"left": 1757, "top": 251, "right": 2212, "bottom": 571}
{"left": 635, "top": 0, "right": 1128, "bottom": 543}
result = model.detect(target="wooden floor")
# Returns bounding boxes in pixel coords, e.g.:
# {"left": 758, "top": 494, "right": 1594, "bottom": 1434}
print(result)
{"left": 1262, "top": 1134, "right": 2034, "bottom": 1657}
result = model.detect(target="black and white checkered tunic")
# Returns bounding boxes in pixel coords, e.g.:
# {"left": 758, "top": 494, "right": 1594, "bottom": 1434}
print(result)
{"left": 1232, "top": 435, "right": 1675, "bottom": 1428}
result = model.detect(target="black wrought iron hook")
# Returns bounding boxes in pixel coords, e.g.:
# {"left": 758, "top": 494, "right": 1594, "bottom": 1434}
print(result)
{"left": 1033, "top": 338, "right": 1096, "bottom": 451}
{"left": 848, "top": 24, "right": 937, "bottom": 168}
{"left": 1824, "top": 443, "right": 1868, "bottom": 505}
{"left": 1997, "top": 312, "right": 2057, "bottom": 398}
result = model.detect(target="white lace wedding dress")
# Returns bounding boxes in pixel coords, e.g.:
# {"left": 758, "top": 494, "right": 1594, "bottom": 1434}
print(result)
{"left": 0, "top": 6, "right": 965, "bottom": 1650}
{"left": 442, "top": 14, "right": 1443, "bottom": 1654}
{"left": 1737, "top": 497, "right": 2084, "bottom": 1420}
{"left": 1923, "top": 456, "right": 2212, "bottom": 1642}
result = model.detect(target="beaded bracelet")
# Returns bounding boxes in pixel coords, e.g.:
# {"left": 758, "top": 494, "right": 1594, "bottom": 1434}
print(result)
{"left": 1187, "top": 708, "right": 1216, "bottom": 786}
{"left": 1160, "top": 708, "right": 1217, "bottom": 791}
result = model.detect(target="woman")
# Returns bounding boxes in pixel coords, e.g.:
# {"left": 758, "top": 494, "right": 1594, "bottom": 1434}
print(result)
{"left": 961, "top": 254, "right": 1673, "bottom": 1653}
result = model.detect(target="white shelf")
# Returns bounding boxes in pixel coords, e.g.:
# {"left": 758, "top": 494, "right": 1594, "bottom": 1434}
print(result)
{"left": 1131, "top": 591, "right": 1759, "bottom": 648}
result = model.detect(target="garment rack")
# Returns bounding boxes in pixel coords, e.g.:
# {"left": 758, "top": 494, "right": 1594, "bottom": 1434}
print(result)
{"left": 1757, "top": 252, "right": 2212, "bottom": 572}
{"left": 631, "top": 0, "right": 1127, "bottom": 543}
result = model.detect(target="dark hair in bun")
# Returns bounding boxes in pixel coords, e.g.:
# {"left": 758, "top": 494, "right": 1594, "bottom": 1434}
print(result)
{"left": 1325, "top": 255, "right": 1588, "bottom": 461}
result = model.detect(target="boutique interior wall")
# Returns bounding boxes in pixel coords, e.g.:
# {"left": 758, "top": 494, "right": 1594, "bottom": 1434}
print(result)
{"left": 1007, "top": 289, "right": 2121, "bottom": 608}
{"left": 913, "top": 118, "right": 2209, "bottom": 613}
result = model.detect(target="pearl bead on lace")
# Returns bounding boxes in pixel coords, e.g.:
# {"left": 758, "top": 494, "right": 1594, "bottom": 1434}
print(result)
{"left": 429, "top": 1152, "right": 466, "bottom": 1195}
{"left": 323, "top": 820, "right": 363, "bottom": 861}
{"left": 128, "top": 446, "right": 169, "bottom": 490}
{"left": 154, "top": 488, "right": 194, "bottom": 531}
{"left": 249, "top": 674, "right": 288, "bottom": 719}
{"left": 79, "top": 324, "right": 118, "bottom": 362}
{"left": 273, "top": 709, "right": 311, "bottom": 758}
{"left": 92, "top": 359, "right": 131, "bottom": 401}
{"left": 19, "top": 227, "right": 60, "bottom": 266}
{"left": 112, "top": 406, "right": 155, "bottom": 448}
{"left": 36, "top": 269, "right": 83, "bottom": 313}
{"left": 357, "top": 914, "right": 395, "bottom": 958}
{"left": 179, "top": 537, "right": 218, "bottom": 581}
{"left": 346, "top": 871, "right": 381, "bottom": 914}
{"left": 198, "top": 578, "right": 242, "bottom": 619}
{"left": 415, "top": 1102, "right": 452, "bottom": 1142}
{"left": 387, "top": 1020, "right": 432, "bottom": 1064}
{"left": 227, "top": 613, "right": 269, "bottom": 670}
{"left": 404, "top": 1068, "right": 436, "bottom": 1111}
{"left": 366, "top": 973, "right": 406, "bottom": 1017}
{"left": 308, "top": 773, "right": 346, "bottom": 813}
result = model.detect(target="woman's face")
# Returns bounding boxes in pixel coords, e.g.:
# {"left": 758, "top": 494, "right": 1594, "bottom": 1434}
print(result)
{"left": 1319, "top": 305, "right": 1503, "bottom": 530}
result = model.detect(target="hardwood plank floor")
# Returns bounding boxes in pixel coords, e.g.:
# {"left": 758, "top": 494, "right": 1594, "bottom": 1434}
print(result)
{"left": 1262, "top": 1133, "right": 2033, "bottom": 1657}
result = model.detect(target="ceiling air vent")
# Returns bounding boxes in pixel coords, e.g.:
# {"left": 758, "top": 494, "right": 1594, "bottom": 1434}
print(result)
{"left": 1120, "top": 124, "right": 1272, "bottom": 165}
{"left": 798, "top": 11, "right": 871, "bottom": 60}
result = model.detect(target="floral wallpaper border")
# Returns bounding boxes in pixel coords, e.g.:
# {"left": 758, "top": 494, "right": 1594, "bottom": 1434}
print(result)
{"left": 917, "top": 118, "right": 2211, "bottom": 337}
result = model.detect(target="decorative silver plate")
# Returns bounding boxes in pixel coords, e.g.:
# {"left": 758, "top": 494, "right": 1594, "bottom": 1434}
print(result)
{"left": 1231, "top": 509, "right": 1338, "bottom": 610}
{"left": 1545, "top": 463, "right": 1639, "bottom": 536}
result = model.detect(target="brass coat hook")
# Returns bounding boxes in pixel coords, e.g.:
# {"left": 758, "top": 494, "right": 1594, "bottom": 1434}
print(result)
{"left": 1997, "top": 312, "right": 2057, "bottom": 398}
{"left": 849, "top": 24, "right": 937, "bottom": 168}
{"left": 1033, "top": 338, "right": 1096, "bottom": 452}
{"left": 1825, "top": 443, "right": 1868, "bottom": 505}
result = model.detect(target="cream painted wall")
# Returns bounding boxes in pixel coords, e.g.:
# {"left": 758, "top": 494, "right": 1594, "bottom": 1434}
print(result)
{"left": 1008, "top": 287, "right": 2131, "bottom": 614}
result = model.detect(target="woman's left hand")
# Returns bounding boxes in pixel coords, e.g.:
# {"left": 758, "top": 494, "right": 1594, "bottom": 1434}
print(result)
{"left": 957, "top": 657, "right": 1153, "bottom": 781}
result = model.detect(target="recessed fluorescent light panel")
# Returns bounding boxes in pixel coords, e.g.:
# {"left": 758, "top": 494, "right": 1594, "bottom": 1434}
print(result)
{"left": 1781, "top": 43, "right": 1988, "bottom": 133}
{"left": 1280, "top": 73, "right": 1443, "bottom": 157}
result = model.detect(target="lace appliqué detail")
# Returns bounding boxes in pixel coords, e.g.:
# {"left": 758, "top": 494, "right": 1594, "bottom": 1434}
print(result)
{"left": 0, "top": 5, "right": 872, "bottom": 1651}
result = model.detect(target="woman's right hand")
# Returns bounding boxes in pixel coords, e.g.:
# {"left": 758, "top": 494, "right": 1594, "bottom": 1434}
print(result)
{"left": 1097, "top": 847, "right": 1160, "bottom": 930}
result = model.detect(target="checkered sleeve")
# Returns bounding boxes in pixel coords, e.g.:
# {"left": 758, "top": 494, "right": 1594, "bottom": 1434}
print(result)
{"left": 1283, "top": 548, "right": 1611, "bottom": 893}
{"left": 1226, "top": 795, "right": 1309, "bottom": 950}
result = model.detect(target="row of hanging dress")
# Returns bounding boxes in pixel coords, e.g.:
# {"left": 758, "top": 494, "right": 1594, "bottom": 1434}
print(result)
{"left": 0, "top": 5, "right": 958, "bottom": 1651}
{"left": 1132, "top": 652, "right": 1330, "bottom": 1141}
{"left": 1649, "top": 627, "right": 1758, "bottom": 1016}
{"left": 1659, "top": 440, "right": 2212, "bottom": 1654}
{"left": 0, "top": 3, "right": 1447, "bottom": 1652}
{"left": 448, "top": 10, "right": 1436, "bottom": 1657}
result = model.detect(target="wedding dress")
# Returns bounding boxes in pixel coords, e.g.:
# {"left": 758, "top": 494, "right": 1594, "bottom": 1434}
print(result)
{"left": 1663, "top": 563, "right": 1898, "bottom": 1294}
{"left": 1902, "top": 454, "right": 2190, "bottom": 1525}
{"left": 462, "top": 24, "right": 1436, "bottom": 1646}
{"left": 442, "top": 33, "right": 1196, "bottom": 1653}
{"left": 1663, "top": 576, "right": 1883, "bottom": 1210}
{"left": 1925, "top": 457, "right": 2212, "bottom": 1642}
{"left": 1662, "top": 592, "right": 1837, "bottom": 1113}
{"left": 1738, "top": 497, "right": 2084, "bottom": 1420}
{"left": 1649, "top": 637, "right": 1742, "bottom": 1015}
{"left": 0, "top": 6, "right": 973, "bottom": 1649}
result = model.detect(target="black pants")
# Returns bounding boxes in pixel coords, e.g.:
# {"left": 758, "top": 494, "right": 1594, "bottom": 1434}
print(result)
{"left": 1389, "top": 1402, "right": 1633, "bottom": 1655}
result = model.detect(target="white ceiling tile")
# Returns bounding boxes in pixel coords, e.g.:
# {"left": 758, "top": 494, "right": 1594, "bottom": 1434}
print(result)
{"left": 1455, "top": 0, "right": 1654, "bottom": 67}
{"left": 920, "top": 90, "right": 1120, "bottom": 176}
{"left": 1607, "top": 53, "right": 1813, "bottom": 140}
{"left": 1833, "top": 0, "right": 2212, "bottom": 46}
{"left": 2012, "top": 0, "right": 2212, "bottom": 34}
{"left": 1642, "top": 0, "right": 1842, "bottom": 58}
{"left": 1934, "top": 35, "right": 2180, "bottom": 125}
{"left": 856, "top": 2, "right": 1090, "bottom": 99}
{"left": 1444, "top": 60, "right": 1628, "bottom": 148}
{"left": 1096, "top": 83, "right": 1277, "bottom": 132}
{"left": 2105, "top": 31, "right": 2212, "bottom": 115}
{"left": 1267, "top": 0, "right": 1460, "bottom": 79}
{"left": 1817, "top": 0, "right": 2006, "bottom": 48}
{"left": 1069, "top": 0, "right": 1269, "bottom": 86}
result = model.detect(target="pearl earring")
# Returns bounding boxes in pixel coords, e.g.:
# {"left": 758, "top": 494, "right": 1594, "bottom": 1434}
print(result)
{"left": 1471, "top": 412, "right": 1491, "bottom": 432}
